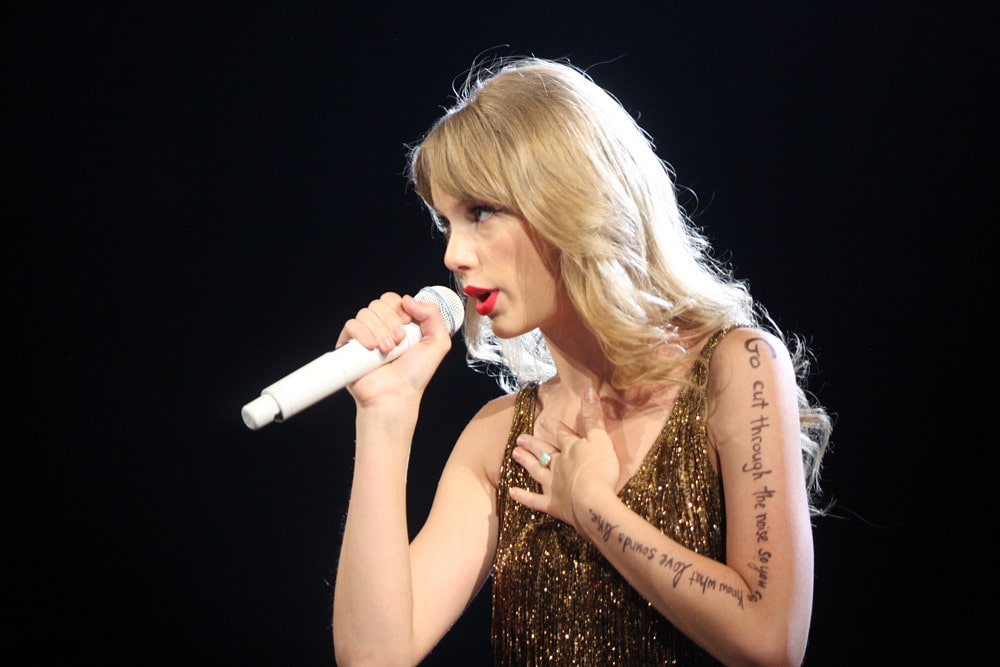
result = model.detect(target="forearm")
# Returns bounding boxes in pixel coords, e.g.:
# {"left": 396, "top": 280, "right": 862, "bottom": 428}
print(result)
{"left": 333, "top": 406, "right": 421, "bottom": 665}
{"left": 576, "top": 488, "right": 809, "bottom": 666}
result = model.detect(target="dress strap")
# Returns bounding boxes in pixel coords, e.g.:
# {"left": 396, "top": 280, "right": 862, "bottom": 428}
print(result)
{"left": 508, "top": 383, "right": 539, "bottom": 442}
{"left": 700, "top": 324, "right": 747, "bottom": 360}
{"left": 692, "top": 324, "right": 749, "bottom": 388}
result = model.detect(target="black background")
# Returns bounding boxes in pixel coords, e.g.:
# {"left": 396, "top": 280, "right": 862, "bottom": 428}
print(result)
{"left": 9, "top": 1, "right": 992, "bottom": 664}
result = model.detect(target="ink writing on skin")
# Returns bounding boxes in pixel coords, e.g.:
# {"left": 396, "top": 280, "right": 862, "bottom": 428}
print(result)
{"left": 685, "top": 570, "right": 744, "bottom": 609}
{"left": 751, "top": 380, "right": 769, "bottom": 409}
{"left": 589, "top": 508, "right": 747, "bottom": 608}
{"left": 657, "top": 552, "right": 693, "bottom": 588}
{"left": 743, "top": 414, "right": 772, "bottom": 480}
{"left": 575, "top": 336, "right": 797, "bottom": 612}
{"left": 621, "top": 534, "right": 657, "bottom": 560}
{"left": 588, "top": 508, "right": 618, "bottom": 543}
{"left": 742, "top": 336, "right": 782, "bottom": 601}
{"left": 743, "top": 337, "right": 776, "bottom": 368}
{"left": 753, "top": 486, "right": 776, "bottom": 509}
{"left": 748, "top": 549, "right": 771, "bottom": 592}
{"left": 677, "top": 565, "right": 744, "bottom": 608}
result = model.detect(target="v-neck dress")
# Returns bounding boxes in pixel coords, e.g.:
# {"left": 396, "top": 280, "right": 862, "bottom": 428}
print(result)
{"left": 490, "top": 328, "right": 736, "bottom": 665}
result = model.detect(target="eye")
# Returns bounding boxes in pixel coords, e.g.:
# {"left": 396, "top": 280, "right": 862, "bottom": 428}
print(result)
{"left": 470, "top": 204, "right": 500, "bottom": 223}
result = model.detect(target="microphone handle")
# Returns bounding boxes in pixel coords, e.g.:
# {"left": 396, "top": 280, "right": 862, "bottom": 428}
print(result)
{"left": 241, "top": 322, "right": 422, "bottom": 430}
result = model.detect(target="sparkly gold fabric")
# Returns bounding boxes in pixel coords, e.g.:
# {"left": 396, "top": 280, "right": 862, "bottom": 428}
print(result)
{"left": 491, "top": 328, "right": 735, "bottom": 665}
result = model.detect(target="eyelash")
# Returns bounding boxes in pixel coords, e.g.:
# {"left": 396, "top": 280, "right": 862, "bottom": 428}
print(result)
{"left": 433, "top": 204, "right": 500, "bottom": 236}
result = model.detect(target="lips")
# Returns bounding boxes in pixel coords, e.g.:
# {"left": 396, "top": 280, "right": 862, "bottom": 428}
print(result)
{"left": 463, "top": 285, "right": 499, "bottom": 316}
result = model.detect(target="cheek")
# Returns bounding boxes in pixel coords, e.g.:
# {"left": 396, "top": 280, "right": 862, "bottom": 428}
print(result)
{"left": 518, "top": 259, "right": 563, "bottom": 320}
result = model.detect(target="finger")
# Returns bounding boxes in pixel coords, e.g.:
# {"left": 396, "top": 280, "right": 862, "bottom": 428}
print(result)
{"left": 367, "top": 293, "right": 410, "bottom": 351}
{"left": 400, "top": 294, "right": 448, "bottom": 339}
{"left": 578, "top": 387, "right": 607, "bottom": 439}
{"left": 336, "top": 317, "right": 363, "bottom": 349}
{"left": 374, "top": 291, "right": 407, "bottom": 327}
{"left": 516, "top": 433, "right": 565, "bottom": 476}
{"left": 508, "top": 485, "right": 552, "bottom": 515}
{"left": 350, "top": 308, "right": 397, "bottom": 354}
{"left": 536, "top": 415, "right": 585, "bottom": 452}
{"left": 337, "top": 293, "right": 408, "bottom": 353}
{"left": 515, "top": 432, "right": 557, "bottom": 460}
{"left": 512, "top": 440, "right": 556, "bottom": 479}
{"left": 336, "top": 314, "right": 393, "bottom": 351}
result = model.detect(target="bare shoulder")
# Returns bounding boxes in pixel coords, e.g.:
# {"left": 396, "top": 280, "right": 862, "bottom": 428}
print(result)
{"left": 449, "top": 391, "right": 519, "bottom": 489}
{"left": 706, "top": 327, "right": 795, "bottom": 395}
{"left": 705, "top": 327, "right": 798, "bottom": 446}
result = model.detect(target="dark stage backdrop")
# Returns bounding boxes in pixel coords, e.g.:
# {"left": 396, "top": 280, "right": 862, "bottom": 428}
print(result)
{"left": 9, "top": 2, "right": 991, "bottom": 664}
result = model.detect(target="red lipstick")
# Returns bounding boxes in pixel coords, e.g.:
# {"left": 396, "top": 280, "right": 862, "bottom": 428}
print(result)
{"left": 463, "top": 285, "right": 499, "bottom": 316}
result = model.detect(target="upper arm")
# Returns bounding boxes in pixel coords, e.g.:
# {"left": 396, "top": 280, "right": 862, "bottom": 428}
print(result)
{"left": 406, "top": 394, "right": 513, "bottom": 659}
{"left": 706, "top": 329, "right": 813, "bottom": 632}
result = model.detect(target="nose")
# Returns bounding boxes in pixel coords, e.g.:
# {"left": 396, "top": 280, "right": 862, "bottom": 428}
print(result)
{"left": 443, "top": 228, "right": 476, "bottom": 274}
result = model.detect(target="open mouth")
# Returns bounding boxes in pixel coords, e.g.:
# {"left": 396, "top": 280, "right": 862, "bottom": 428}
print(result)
{"left": 462, "top": 285, "right": 498, "bottom": 316}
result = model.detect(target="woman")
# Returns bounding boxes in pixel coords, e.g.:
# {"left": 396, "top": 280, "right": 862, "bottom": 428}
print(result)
{"left": 332, "top": 57, "right": 830, "bottom": 665}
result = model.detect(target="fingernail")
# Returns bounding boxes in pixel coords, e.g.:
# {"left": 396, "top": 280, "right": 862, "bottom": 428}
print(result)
{"left": 585, "top": 388, "right": 599, "bottom": 403}
{"left": 392, "top": 325, "right": 405, "bottom": 340}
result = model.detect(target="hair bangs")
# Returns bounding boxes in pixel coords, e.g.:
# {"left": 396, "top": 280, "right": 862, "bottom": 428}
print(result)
{"left": 412, "top": 105, "right": 520, "bottom": 217}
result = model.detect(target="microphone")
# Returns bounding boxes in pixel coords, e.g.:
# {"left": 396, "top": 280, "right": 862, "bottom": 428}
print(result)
{"left": 241, "top": 285, "right": 464, "bottom": 430}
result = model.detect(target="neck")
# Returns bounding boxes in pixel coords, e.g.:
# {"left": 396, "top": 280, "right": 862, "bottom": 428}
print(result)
{"left": 538, "top": 308, "right": 688, "bottom": 414}
{"left": 541, "top": 317, "right": 614, "bottom": 399}
{"left": 539, "top": 305, "right": 665, "bottom": 415}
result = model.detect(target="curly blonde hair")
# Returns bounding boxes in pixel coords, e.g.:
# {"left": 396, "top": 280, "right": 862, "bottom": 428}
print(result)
{"left": 408, "top": 57, "right": 831, "bottom": 510}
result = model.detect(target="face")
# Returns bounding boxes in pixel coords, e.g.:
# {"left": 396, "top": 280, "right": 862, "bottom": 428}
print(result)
{"left": 430, "top": 182, "right": 571, "bottom": 339}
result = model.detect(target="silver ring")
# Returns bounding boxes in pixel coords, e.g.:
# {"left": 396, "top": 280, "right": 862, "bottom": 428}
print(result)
{"left": 539, "top": 451, "right": 553, "bottom": 467}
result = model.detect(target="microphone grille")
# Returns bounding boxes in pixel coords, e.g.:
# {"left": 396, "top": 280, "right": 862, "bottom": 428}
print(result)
{"left": 415, "top": 285, "right": 465, "bottom": 336}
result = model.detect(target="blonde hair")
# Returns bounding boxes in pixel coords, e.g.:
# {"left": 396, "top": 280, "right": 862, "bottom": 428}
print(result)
{"left": 408, "top": 57, "right": 831, "bottom": 510}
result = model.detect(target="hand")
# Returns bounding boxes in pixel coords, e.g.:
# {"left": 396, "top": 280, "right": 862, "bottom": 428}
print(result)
{"left": 336, "top": 291, "right": 453, "bottom": 411}
{"left": 509, "top": 388, "right": 620, "bottom": 528}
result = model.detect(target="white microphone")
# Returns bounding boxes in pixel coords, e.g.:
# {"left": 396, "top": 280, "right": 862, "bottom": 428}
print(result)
{"left": 241, "top": 285, "right": 464, "bottom": 430}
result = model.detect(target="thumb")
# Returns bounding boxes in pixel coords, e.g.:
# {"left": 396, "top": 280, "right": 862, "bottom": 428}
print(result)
{"left": 579, "top": 388, "right": 606, "bottom": 438}
{"left": 402, "top": 295, "right": 448, "bottom": 338}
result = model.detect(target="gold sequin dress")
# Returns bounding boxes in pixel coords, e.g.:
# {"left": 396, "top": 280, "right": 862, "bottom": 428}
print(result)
{"left": 491, "top": 328, "right": 734, "bottom": 665}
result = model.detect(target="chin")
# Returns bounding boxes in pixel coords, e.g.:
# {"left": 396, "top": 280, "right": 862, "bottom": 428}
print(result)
{"left": 487, "top": 317, "right": 531, "bottom": 341}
